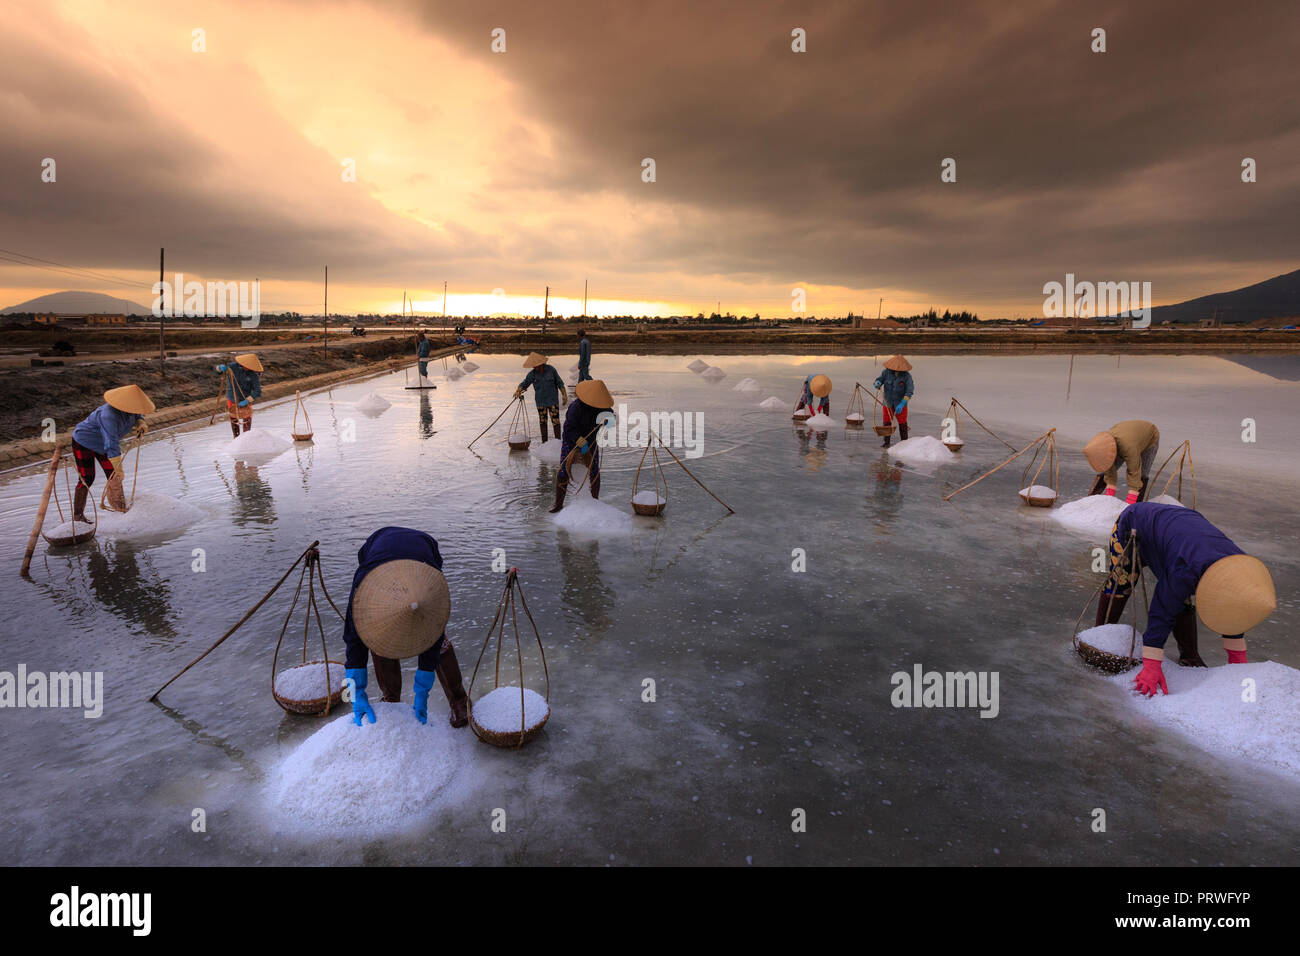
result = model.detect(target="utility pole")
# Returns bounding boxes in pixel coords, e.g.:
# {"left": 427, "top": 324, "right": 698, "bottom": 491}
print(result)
{"left": 442, "top": 280, "right": 447, "bottom": 335}
{"left": 583, "top": 279, "right": 588, "bottom": 318}
{"left": 323, "top": 266, "right": 328, "bottom": 354}
{"left": 158, "top": 247, "right": 165, "bottom": 374}
{"left": 543, "top": 285, "right": 549, "bottom": 323}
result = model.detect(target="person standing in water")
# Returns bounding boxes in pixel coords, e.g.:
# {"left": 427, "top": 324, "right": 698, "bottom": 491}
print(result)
{"left": 576, "top": 328, "right": 592, "bottom": 381}
{"left": 551, "top": 379, "right": 615, "bottom": 513}
{"left": 515, "top": 352, "right": 568, "bottom": 443}
{"left": 1096, "top": 502, "right": 1275, "bottom": 696}
{"left": 70, "top": 384, "right": 154, "bottom": 519}
{"left": 215, "top": 353, "right": 263, "bottom": 438}
{"left": 1083, "top": 420, "right": 1160, "bottom": 503}
{"left": 795, "top": 374, "right": 831, "bottom": 417}
{"left": 416, "top": 331, "right": 432, "bottom": 381}
{"left": 873, "top": 355, "right": 914, "bottom": 447}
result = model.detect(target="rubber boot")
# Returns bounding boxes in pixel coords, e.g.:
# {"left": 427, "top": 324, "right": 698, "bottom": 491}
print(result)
{"left": 1095, "top": 592, "right": 1128, "bottom": 628}
{"left": 881, "top": 434, "right": 891, "bottom": 447}
{"left": 549, "top": 479, "right": 568, "bottom": 513}
{"left": 1089, "top": 474, "right": 1107, "bottom": 496}
{"left": 899, "top": 422, "right": 910, "bottom": 442}
{"left": 1172, "top": 607, "right": 1206, "bottom": 667}
{"left": 230, "top": 418, "right": 241, "bottom": 439}
{"left": 435, "top": 640, "right": 469, "bottom": 728}
{"left": 1137, "top": 475, "right": 1151, "bottom": 502}
{"left": 73, "top": 484, "right": 89, "bottom": 522}
{"left": 372, "top": 654, "right": 403, "bottom": 702}
{"left": 590, "top": 470, "right": 601, "bottom": 500}
{"left": 540, "top": 419, "right": 549, "bottom": 442}
{"left": 242, "top": 416, "right": 252, "bottom": 433}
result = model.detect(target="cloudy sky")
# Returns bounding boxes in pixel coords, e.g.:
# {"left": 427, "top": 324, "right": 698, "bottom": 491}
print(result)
{"left": 2, "top": 0, "right": 1298, "bottom": 318}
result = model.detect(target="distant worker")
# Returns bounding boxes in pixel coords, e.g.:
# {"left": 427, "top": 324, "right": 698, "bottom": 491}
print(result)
{"left": 342, "top": 526, "right": 470, "bottom": 728}
{"left": 551, "top": 379, "right": 615, "bottom": 513}
{"left": 416, "top": 331, "right": 432, "bottom": 380}
{"left": 515, "top": 352, "right": 568, "bottom": 443}
{"left": 70, "top": 384, "right": 154, "bottom": 519}
{"left": 576, "top": 328, "right": 592, "bottom": 381}
{"left": 1083, "top": 420, "right": 1160, "bottom": 503}
{"left": 215, "top": 353, "right": 263, "bottom": 438}
{"left": 873, "top": 355, "right": 914, "bottom": 447}
{"left": 1096, "top": 502, "right": 1275, "bottom": 696}
{"left": 795, "top": 374, "right": 831, "bottom": 417}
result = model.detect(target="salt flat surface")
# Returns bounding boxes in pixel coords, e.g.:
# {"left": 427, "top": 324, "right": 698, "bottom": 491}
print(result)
{"left": 1052, "top": 494, "right": 1126, "bottom": 538}
{"left": 472, "top": 686, "right": 549, "bottom": 734}
{"left": 226, "top": 429, "right": 291, "bottom": 458}
{"left": 274, "top": 661, "right": 345, "bottom": 701}
{"left": 266, "top": 702, "right": 476, "bottom": 834}
{"left": 888, "top": 436, "right": 952, "bottom": 463}
{"left": 1110, "top": 661, "right": 1300, "bottom": 780}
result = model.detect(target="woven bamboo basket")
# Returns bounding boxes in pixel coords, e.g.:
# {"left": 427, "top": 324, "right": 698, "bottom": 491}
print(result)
{"left": 468, "top": 568, "right": 551, "bottom": 749}
{"left": 1017, "top": 430, "right": 1059, "bottom": 508}
{"left": 845, "top": 415, "right": 865, "bottom": 430}
{"left": 505, "top": 398, "right": 532, "bottom": 451}
{"left": 1018, "top": 488, "right": 1058, "bottom": 508}
{"left": 42, "top": 454, "right": 98, "bottom": 547}
{"left": 1070, "top": 533, "right": 1145, "bottom": 674}
{"left": 630, "top": 440, "right": 668, "bottom": 516}
{"left": 291, "top": 391, "right": 313, "bottom": 442}
{"left": 1075, "top": 638, "right": 1140, "bottom": 674}
{"left": 871, "top": 387, "right": 895, "bottom": 436}
{"left": 272, "top": 659, "right": 346, "bottom": 716}
{"left": 940, "top": 399, "right": 964, "bottom": 452}
{"left": 844, "top": 384, "right": 868, "bottom": 429}
{"left": 792, "top": 410, "right": 811, "bottom": 422}
{"left": 943, "top": 438, "right": 964, "bottom": 453}
{"left": 507, "top": 436, "right": 532, "bottom": 451}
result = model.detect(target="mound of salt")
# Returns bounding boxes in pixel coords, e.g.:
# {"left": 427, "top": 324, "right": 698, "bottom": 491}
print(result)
{"left": 632, "top": 490, "right": 666, "bottom": 506}
{"left": 1110, "top": 661, "right": 1300, "bottom": 780}
{"left": 701, "top": 366, "right": 726, "bottom": 380}
{"left": 888, "top": 435, "right": 953, "bottom": 464}
{"left": 758, "top": 396, "right": 786, "bottom": 411}
{"left": 507, "top": 433, "right": 530, "bottom": 446}
{"left": 1052, "top": 494, "right": 1126, "bottom": 538}
{"left": 274, "top": 661, "right": 345, "bottom": 702}
{"left": 1020, "top": 485, "right": 1058, "bottom": 500}
{"left": 845, "top": 413, "right": 865, "bottom": 422}
{"left": 732, "top": 377, "right": 760, "bottom": 392}
{"left": 94, "top": 492, "right": 204, "bottom": 541}
{"left": 445, "top": 367, "right": 465, "bottom": 381}
{"left": 461, "top": 361, "right": 479, "bottom": 372}
{"left": 529, "top": 441, "right": 563, "bottom": 464}
{"left": 803, "top": 412, "right": 836, "bottom": 428}
{"left": 356, "top": 391, "right": 392, "bottom": 414}
{"left": 552, "top": 490, "right": 634, "bottom": 534}
{"left": 1076, "top": 623, "right": 1139, "bottom": 658}
{"left": 471, "top": 686, "right": 550, "bottom": 735}
{"left": 1149, "top": 494, "right": 1185, "bottom": 507}
{"left": 227, "top": 429, "right": 291, "bottom": 458}
{"left": 266, "top": 702, "right": 475, "bottom": 833}
{"left": 569, "top": 363, "right": 580, "bottom": 374}
{"left": 687, "top": 359, "right": 709, "bottom": 373}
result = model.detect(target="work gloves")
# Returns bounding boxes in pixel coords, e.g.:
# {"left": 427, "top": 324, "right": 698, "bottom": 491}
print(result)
{"left": 895, "top": 397, "right": 909, "bottom": 414}
{"left": 109, "top": 455, "right": 124, "bottom": 473}
{"left": 134, "top": 422, "right": 149, "bottom": 436}
{"left": 1227, "top": 649, "right": 1248, "bottom": 664}
{"left": 347, "top": 668, "right": 375, "bottom": 725}
{"left": 237, "top": 398, "right": 251, "bottom": 408}
{"left": 412, "top": 669, "right": 437, "bottom": 724}
{"left": 1133, "top": 658, "right": 1168, "bottom": 697}
{"left": 1125, "top": 491, "right": 1140, "bottom": 504}
{"left": 514, "top": 387, "right": 524, "bottom": 399}
{"left": 215, "top": 364, "right": 228, "bottom": 373}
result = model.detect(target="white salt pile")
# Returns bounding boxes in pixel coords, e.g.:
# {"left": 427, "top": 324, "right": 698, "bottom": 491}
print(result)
{"left": 226, "top": 429, "right": 291, "bottom": 458}
{"left": 1076, "top": 623, "right": 1140, "bottom": 659}
{"left": 43, "top": 518, "right": 95, "bottom": 543}
{"left": 1020, "top": 485, "right": 1058, "bottom": 500}
{"left": 1052, "top": 494, "right": 1126, "bottom": 538}
{"left": 701, "top": 366, "right": 726, "bottom": 380}
{"left": 356, "top": 391, "right": 392, "bottom": 413}
{"left": 632, "top": 490, "right": 666, "bottom": 507}
{"left": 461, "top": 361, "right": 479, "bottom": 372}
{"left": 942, "top": 437, "right": 963, "bottom": 447}
{"left": 687, "top": 359, "right": 709, "bottom": 373}
{"left": 529, "top": 441, "right": 563, "bottom": 464}
{"left": 1110, "top": 661, "right": 1300, "bottom": 780}
{"left": 266, "top": 702, "right": 475, "bottom": 834}
{"left": 569, "top": 363, "right": 580, "bottom": 374}
{"left": 1150, "top": 494, "right": 1185, "bottom": 507}
{"left": 507, "top": 433, "right": 530, "bottom": 446}
{"left": 274, "top": 661, "right": 345, "bottom": 701}
{"left": 472, "top": 686, "right": 550, "bottom": 735}
{"left": 94, "top": 492, "right": 205, "bottom": 541}
{"left": 888, "top": 436, "right": 953, "bottom": 464}
{"left": 803, "top": 413, "right": 836, "bottom": 428}
{"left": 845, "top": 413, "right": 865, "bottom": 422}
{"left": 552, "top": 489, "right": 634, "bottom": 534}
{"left": 445, "top": 367, "right": 465, "bottom": 380}
{"left": 732, "top": 377, "right": 760, "bottom": 392}
{"left": 758, "top": 396, "right": 786, "bottom": 411}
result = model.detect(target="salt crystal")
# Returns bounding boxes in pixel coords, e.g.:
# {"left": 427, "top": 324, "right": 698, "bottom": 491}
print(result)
{"left": 226, "top": 429, "right": 291, "bottom": 457}
{"left": 1020, "top": 485, "right": 1058, "bottom": 499}
{"left": 758, "top": 396, "right": 786, "bottom": 411}
{"left": 552, "top": 492, "right": 634, "bottom": 534}
{"left": 471, "top": 686, "right": 549, "bottom": 734}
{"left": 42, "top": 518, "right": 95, "bottom": 542}
{"left": 1076, "top": 623, "right": 1139, "bottom": 658}
{"left": 803, "top": 413, "right": 836, "bottom": 428}
{"left": 528, "top": 441, "right": 563, "bottom": 464}
{"left": 274, "top": 661, "right": 345, "bottom": 701}
{"left": 632, "top": 490, "right": 666, "bottom": 506}
{"left": 888, "top": 436, "right": 953, "bottom": 464}
{"left": 1052, "top": 494, "right": 1126, "bottom": 538}
{"left": 356, "top": 391, "right": 392, "bottom": 413}
{"left": 507, "top": 433, "right": 529, "bottom": 445}
{"left": 1150, "top": 494, "right": 1185, "bottom": 507}
{"left": 845, "top": 413, "right": 865, "bottom": 422}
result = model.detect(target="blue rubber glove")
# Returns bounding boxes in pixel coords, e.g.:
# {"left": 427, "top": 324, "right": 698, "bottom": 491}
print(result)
{"left": 577, "top": 438, "right": 588, "bottom": 452}
{"left": 412, "top": 669, "right": 437, "bottom": 724}
{"left": 215, "top": 364, "right": 227, "bottom": 373}
{"left": 346, "top": 668, "right": 375, "bottom": 725}
{"left": 237, "top": 398, "right": 250, "bottom": 408}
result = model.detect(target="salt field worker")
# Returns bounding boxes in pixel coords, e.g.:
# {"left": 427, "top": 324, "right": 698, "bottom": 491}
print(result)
{"left": 214, "top": 353, "right": 263, "bottom": 438}
{"left": 514, "top": 352, "right": 568, "bottom": 442}
{"left": 577, "top": 328, "right": 592, "bottom": 381}
{"left": 873, "top": 355, "right": 914, "bottom": 447}
{"left": 342, "top": 526, "right": 470, "bottom": 727}
{"left": 416, "top": 331, "right": 431, "bottom": 379}
{"left": 1084, "top": 420, "right": 1160, "bottom": 503}
{"left": 551, "top": 379, "right": 615, "bottom": 513}
{"left": 1096, "top": 502, "right": 1275, "bottom": 696}
{"left": 70, "top": 384, "right": 154, "bottom": 519}
{"left": 795, "top": 374, "right": 831, "bottom": 416}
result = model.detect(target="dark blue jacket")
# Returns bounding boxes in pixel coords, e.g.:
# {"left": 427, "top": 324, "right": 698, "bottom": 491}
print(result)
{"left": 872, "top": 369, "right": 913, "bottom": 407}
{"left": 417, "top": 338, "right": 431, "bottom": 359}
{"left": 578, "top": 337, "right": 591, "bottom": 370}
{"left": 519, "top": 364, "right": 565, "bottom": 407}
{"left": 1115, "top": 503, "right": 1245, "bottom": 649}
{"left": 558, "top": 398, "right": 604, "bottom": 481}
{"left": 223, "top": 363, "right": 262, "bottom": 403}
{"left": 343, "top": 527, "right": 446, "bottom": 670}
{"left": 72, "top": 404, "right": 141, "bottom": 459}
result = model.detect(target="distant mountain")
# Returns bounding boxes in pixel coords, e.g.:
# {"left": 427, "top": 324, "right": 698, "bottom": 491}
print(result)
{"left": 1148, "top": 268, "right": 1300, "bottom": 325}
{"left": 2, "top": 290, "right": 153, "bottom": 315}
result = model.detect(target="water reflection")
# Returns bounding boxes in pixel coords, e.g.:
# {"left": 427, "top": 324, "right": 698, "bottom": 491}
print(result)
{"left": 86, "top": 541, "right": 179, "bottom": 639}
{"left": 869, "top": 451, "right": 904, "bottom": 536}
{"left": 230, "top": 461, "right": 276, "bottom": 527}
{"left": 555, "top": 532, "right": 616, "bottom": 639}
{"left": 419, "top": 392, "right": 436, "bottom": 438}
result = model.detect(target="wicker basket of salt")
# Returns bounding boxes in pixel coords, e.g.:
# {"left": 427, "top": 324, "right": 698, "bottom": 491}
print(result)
{"left": 871, "top": 387, "right": 895, "bottom": 436}
{"left": 468, "top": 568, "right": 550, "bottom": 748}
{"left": 630, "top": 440, "right": 668, "bottom": 516}
{"left": 505, "top": 398, "right": 532, "bottom": 451}
{"left": 42, "top": 456, "right": 97, "bottom": 547}
{"left": 291, "top": 390, "right": 313, "bottom": 442}
{"left": 507, "top": 434, "right": 532, "bottom": 451}
{"left": 273, "top": 659, "right": 346, "bottom": 715}
{"left": 792, "top": 410, "right": 811, "bottom": 422}
{"left": 1018, "top": 485, "right": 1058, "bottom": 508}
{"left": 940, "top": 399, "right": 964, "bottom": 452}
{"left": 1017, "top": 430, "right": 1059, "bottom": 508}
{"left": 1073, "top": 625, "right": 1141, "bottom": 674}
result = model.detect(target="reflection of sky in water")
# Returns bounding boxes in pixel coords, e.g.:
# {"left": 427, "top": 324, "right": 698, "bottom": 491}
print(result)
{"left": 0, "top": 352, "right": 1296, "bottom": 864}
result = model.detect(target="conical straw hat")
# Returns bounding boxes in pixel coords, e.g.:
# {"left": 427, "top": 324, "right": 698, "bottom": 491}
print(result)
{"left": 103, "top": 384, "right": 155, "bottom": 415}
{"left": 1083, "top": 431, "right": 1118, "bottom": 473}
{"left": 575, "top": 379, "right": 614, "bottom": 409}
{"left": 883, "top": 355, "right": 912, "bottom": 372}
{"left": 234, "top": 353, "right": 264, "bottom": 372}
{"left": 351, "top": 560, "right": 450, "bottom": 659}
{"left": 523, "top": 352, "right": 548, "bottom": 368}
{"left": 1195, "top": 555, "right": 1275, "bottom": 635}
{"left": 810, "top": 374, "right": 832, "bottom": 397}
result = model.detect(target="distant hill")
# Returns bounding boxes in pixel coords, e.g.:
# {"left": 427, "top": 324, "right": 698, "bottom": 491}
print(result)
{"left": 2, "top": 290, "right": 153, "bottom": 316}
{"left": 1148, "top": 268, "right": 1300, "bottom": 325}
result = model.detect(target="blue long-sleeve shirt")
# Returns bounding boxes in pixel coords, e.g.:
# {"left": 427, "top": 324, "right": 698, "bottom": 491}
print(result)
{"left": 222, "top": 363, "right": 262, "bottom": 403}
{"left": 417, "top": 339, "right": 431, "bottom": 359}
{"left": 343, "top": 527, "right": 447, "bottom": 670}
{"left": 578, "top": 337, "right": 591, "bottom": 371}
{"left": 1114, "top": 503, "right": 1245, "bottom": 649}
{"left": 872, "top": 369, "right": 914, "bottom": 408}
{"left": 72, "top": 404, "right": 141, "bottom": 459}
{"left": 518, "top": 364, "right": 565, "bottom": 407}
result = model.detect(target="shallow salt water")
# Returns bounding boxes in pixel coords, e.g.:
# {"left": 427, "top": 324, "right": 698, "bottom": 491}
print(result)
{"left": 1, "top": 352, "right": 1298, "bottom": 865}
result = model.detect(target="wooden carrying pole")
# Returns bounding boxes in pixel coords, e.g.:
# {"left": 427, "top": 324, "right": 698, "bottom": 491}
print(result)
{"left": 943, "top": 428, "right": 1056, "bottom": 502}
{"left": 649, "top": 428, "right": 735, "bottom": 514}
{"left": 468, "top": 396, "right": 523, "bottom": 450}
{"left": 20, "top": 445, "right": 62, "bottom": 578}
{"left": 949, "top": 396, "right": 1016, "bottom": 451}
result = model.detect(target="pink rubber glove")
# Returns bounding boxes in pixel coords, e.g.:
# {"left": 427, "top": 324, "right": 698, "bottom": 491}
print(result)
{"left": 1133, "top": 658, "right": 1168, "bottom": 696}
{"left": 1103, "top": 485, "right": 1117, "bottom": 497}
{"left": 1227, "top": 649, "right": 1248, "bottom": 664}
{"left": 1125, "top": 491, "right": 1139, "bottom": 504}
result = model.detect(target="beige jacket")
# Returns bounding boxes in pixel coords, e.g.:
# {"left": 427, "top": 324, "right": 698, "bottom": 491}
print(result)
{"left": 1104, "top": 420, "right": 1159, "bottom": 494}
